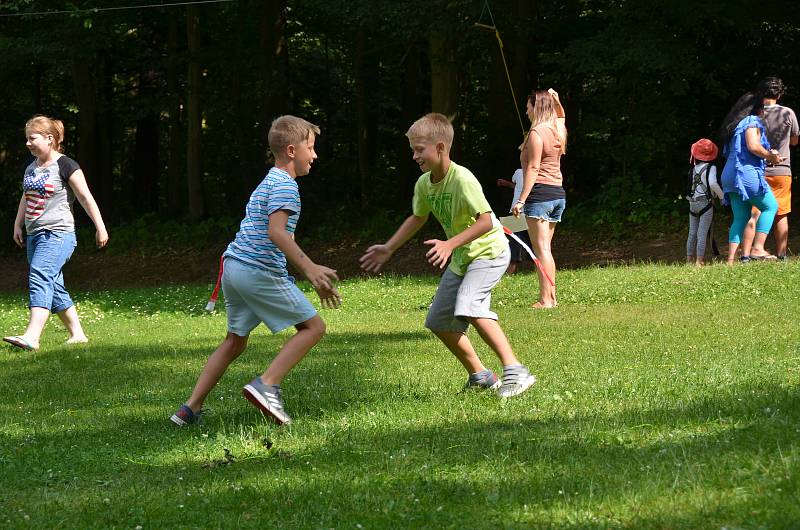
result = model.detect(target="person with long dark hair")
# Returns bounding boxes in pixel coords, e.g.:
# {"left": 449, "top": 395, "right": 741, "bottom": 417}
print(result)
{"left": 719, "top": 93, "right": 783, "bottom": 264}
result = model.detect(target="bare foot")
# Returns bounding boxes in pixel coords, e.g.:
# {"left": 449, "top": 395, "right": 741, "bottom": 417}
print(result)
{"left": 66, "top": 335, "right": 89, "bottom": 344}
{"left": 532, "top": 301, "right": 557, "bottom": 309}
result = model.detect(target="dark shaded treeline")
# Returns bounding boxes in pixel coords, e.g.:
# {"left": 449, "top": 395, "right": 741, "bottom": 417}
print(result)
{"left": 1, "top": 0, "right": 798, "bottom": 244}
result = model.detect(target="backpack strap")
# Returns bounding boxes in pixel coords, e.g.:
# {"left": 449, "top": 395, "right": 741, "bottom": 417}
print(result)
{"left": 690, "top": 164, "right": 712, "bottom": 199}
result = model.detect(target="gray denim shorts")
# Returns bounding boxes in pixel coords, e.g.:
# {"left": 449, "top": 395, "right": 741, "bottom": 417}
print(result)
{"left": 222, "top": 258, "right": 318, "bottom": 335}
{"left": 424, "top": 250, "right": 510, "bottom": 333}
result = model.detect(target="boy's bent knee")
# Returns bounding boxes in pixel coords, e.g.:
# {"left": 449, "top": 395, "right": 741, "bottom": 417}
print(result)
{"left": 224, "top": 332, "right": 249, "bottom": 356}
{"left": 298, "top": 315, "right": 326, "bottom": 340}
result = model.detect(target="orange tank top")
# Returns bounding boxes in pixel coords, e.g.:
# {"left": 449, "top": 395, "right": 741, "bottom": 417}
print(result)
{"left": 530, "top": 124, "right": 563, "bottom": 187}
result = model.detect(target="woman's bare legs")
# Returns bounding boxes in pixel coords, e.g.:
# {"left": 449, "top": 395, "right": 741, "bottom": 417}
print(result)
{"left": 527, "top": 217, "right": 557, "bottom": 308}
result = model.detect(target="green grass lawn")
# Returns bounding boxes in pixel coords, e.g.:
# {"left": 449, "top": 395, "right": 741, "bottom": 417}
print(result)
{"left": 1, "top": 262, "right": 799, "bottom": 529}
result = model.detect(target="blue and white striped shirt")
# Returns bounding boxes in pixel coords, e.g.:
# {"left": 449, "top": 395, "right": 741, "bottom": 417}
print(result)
{"left": 224, "top": 167, "right": 300, "bottom": 275}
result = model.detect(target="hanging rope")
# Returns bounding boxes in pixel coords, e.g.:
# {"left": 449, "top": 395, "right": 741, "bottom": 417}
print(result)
{"left": 475, "top": 0, "right": 526, "bottom": 138}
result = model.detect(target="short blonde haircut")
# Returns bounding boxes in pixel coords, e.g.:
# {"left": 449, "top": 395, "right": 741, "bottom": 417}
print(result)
{"left": 26, "top": 115, "right": 66, "bottom": 153}
{"left": 268, "top": 115, "right": 321, "bottom": 155}
{"left": 405, "top": 113, "right": 454, "bottom": 150}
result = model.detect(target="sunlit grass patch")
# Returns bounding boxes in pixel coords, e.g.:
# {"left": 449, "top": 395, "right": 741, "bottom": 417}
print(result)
{"left": 1, "top": 261, "right": 799, "bottom": 528}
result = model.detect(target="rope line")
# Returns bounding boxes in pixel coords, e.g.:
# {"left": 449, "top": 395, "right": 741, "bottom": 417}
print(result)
{"left": 0, "top": 0, "right": 236, "bottom": 18}
{"left": 476, "top": 0, "right": 526, "bottom": 137}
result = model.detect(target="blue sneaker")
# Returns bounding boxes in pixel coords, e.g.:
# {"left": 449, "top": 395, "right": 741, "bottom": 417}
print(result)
{"left": 242, "top": 377, "right": 292, "bottom": 425}
{"left": 170, "top": 404, "right": 203, "bottom": 426}
{"left": 462, "top": 370, "right": 501, "bottom": 392}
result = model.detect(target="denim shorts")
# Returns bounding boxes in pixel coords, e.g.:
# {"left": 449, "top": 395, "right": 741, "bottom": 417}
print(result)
{"left": 523, "top": 198, "right": 566, "bottom": 222}
{"left": 27, "top": 230, "right": 77, "bottom": 312}
{"left": 222, "top": 257, "right": 317, "bottom": 335}
{"left": 425, "top": 250, "right": 510, "bottom": 333}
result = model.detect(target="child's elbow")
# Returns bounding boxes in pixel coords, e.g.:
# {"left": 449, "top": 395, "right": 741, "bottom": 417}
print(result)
{"left": 268, "top": 225, "right": 286, "bottom": 241}
{"left": 478, "top": 214, "right": 493, "bottom": 233}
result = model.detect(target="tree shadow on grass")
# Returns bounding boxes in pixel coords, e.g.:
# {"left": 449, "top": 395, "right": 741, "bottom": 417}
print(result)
{"left": 2, "top": 380, "right": 798, "bottom": 528}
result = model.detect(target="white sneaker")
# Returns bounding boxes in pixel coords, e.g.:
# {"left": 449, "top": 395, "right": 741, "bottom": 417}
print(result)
{"left": 242, "top": 378, "right": 292, "bottom": 425}
{"left": 498, "top": 366, "right": 536, "bottom": 398}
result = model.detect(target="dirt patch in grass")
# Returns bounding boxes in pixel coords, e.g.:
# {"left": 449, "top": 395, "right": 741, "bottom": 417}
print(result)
{"left": 0, "top": 226, "right": 797, "bottom": 293}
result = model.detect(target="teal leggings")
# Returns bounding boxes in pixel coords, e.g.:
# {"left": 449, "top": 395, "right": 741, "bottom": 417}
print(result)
{"left": 727, "top": 190, "right": 778, "bottom": 244}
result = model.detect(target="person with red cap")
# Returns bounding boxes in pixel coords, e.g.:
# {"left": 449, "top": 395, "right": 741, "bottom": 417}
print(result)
{"left": 686, "top": 139, "right": 724, "bottom": 265}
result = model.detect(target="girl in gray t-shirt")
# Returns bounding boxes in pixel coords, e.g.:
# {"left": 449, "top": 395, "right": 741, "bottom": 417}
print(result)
{"left": 3, "top": 116, "right": 108, "bottom": 352}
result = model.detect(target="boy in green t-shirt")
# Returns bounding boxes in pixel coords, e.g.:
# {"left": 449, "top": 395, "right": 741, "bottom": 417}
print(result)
{"left": 360, "top": 113, "right": 535, "bottom": 398}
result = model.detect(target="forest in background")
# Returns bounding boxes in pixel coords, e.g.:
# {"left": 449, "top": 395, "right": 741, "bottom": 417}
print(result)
{"left": 1, "top": 0, "right": 798, "bottom": 251}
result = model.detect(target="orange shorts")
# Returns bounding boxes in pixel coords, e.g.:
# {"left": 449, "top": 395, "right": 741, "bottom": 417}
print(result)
{"left": 751, "top": 175, "right": 792, "bottom": 216}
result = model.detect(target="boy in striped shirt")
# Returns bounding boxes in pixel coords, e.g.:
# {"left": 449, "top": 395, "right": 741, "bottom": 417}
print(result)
{"left": 171, "top": 116, "right": 341, "bottom": 426}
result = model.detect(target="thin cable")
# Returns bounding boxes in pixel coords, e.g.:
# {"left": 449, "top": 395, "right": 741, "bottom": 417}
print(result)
{"left": 0, "top": 0, "right": 236, "bottom": 18}
{"left": 478, "top": 0, "right": 526, "bottom": 137}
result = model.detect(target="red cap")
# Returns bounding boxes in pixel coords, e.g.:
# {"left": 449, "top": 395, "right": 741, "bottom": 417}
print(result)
{"left": 690, "top": 139, "right": 718, "bottom": 162}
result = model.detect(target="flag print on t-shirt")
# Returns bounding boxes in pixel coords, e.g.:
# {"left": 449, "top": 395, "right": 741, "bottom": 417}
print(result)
{"left": 23, "top": 168, "right": 56, "bottom": 220}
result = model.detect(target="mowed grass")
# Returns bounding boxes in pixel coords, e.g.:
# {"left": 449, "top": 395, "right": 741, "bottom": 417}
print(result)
{"left": 1, "top": 261, "right": 799, "bottom": 529}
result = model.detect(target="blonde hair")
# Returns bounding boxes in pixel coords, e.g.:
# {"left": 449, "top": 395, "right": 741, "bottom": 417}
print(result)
{"left": 268, "top": 115, "right": 320, "bottom": 155}
{"left": 528, "top": 90, "right": 567, "bottom": 154}
{"left": 405, "top": 113, "right": 454, "bottom": 150}
{"left": 25, "top": 115, "right": 65, "bottom": 153}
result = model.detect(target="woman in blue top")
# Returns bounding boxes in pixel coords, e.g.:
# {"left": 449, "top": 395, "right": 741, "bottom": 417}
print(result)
{"left": 719, "top": 93, "right": 783, "bottom": 264}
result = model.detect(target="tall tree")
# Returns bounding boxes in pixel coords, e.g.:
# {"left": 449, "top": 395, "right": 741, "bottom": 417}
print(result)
{"left": 354, "top": 24, "right": 377, "bottom": 208}
{"left": 133, "top": 69, "right": 160, "bottom": 213}
{"left": 186, "top": 4, "right": 205, "bottom": 220}
{"left": 72, "top": 56, "right": 114, "bottom": 219}
{"left": 166, "top": 15, "right": 185, "bottom": 216}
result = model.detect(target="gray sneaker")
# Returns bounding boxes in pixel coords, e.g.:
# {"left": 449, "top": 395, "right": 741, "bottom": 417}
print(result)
{"left": 498, "top": 365, "right": 536, "bottom": 398}
{"left": 242, "top": 377, "right": 292, "bottom": 425}
{"left": 462, "top": 370, "right": 501, "bottom": 392}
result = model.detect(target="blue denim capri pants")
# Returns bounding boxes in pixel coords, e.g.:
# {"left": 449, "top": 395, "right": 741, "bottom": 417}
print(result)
{"left": 26, "top": 230, "right": 77, "bottom": 313}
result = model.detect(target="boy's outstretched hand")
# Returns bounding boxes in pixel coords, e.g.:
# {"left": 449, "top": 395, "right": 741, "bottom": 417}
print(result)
{"left": 305, "top": 264, "right": 338, "bottom": 292}
{"left": 315, "top": 284, "right": 343, "bottom": 308}
{"left": 360, "top": 244, "right": 393, "bottom": 273}
{"left": 424, "top": 239, "right": 453, "bottom": 269}
{"left": 305, "top": 264, "right": 342, "bottom": 308}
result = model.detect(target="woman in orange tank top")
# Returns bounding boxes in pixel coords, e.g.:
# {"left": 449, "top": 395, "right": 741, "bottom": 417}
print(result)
{"left": 512, "top": 89, "right": 567, "bottom": 308}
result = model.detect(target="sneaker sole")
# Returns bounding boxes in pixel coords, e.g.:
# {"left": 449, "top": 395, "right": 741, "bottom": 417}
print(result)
{"left": 499, "top": 375, "right": 537, "bottom": 398}
{"left": 169, "top": 414, "right": 188, "bottom": 426}
{"left": 242, "top": 385, "right": 291, "bottom": 425}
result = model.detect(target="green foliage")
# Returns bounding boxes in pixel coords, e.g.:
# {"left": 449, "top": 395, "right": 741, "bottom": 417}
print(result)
{"left": 0, "top": 0, "right": 799, "bottom": 242}
{"left": 75, "top": 214, "right": 239, "bottom": 254}
{"left": 567, "top": 173, "right": 684, "bottom": 237}
{"left": 1, "top": 262, "right": 800, "bottom": 527}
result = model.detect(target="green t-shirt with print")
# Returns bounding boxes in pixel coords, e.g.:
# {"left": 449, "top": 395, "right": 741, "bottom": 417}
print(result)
{"left": 412, "top": 161, "right": 508, "bottom": 275}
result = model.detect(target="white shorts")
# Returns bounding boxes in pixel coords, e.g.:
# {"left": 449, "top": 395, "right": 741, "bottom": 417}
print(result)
{"left": 424, "top": 250, "right": 510, "bottom": 333}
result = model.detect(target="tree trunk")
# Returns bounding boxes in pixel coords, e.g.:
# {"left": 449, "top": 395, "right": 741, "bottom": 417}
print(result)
{"left": 397, "top": 40, "right": 428, "bottom": 205}
{"left": 259, "top": 0, "right": 289, "bottom": 161}
{"left": 33, "top": 64, "right": 43, "bottom": 114}
{"left": 429, "top": 34, "right": 460, "bottom": 121}
{"left": 186, "top": 5, "right": 205, "bottom": 221}
{"left": 166, "top": 15, "right": 185, "bottom": 216}
{"left": 354, "top": 26, "right": 377, "bottom": 209}
{"left": 488, "top": 0, "right": 535, "bottom": 181}
{"left": 133, "top": 70, "right": 160, "bottom": 213}
{"left": 72, "top": 57, "right": 113, "bottom": 221}
{"left": 429, "top": 34, "right": 461, "bottom": 160}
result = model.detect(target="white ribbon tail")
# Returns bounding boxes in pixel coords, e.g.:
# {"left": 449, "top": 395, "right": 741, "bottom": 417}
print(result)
{"left": 501, "top": 225, "right": 555, "bottom": 287}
